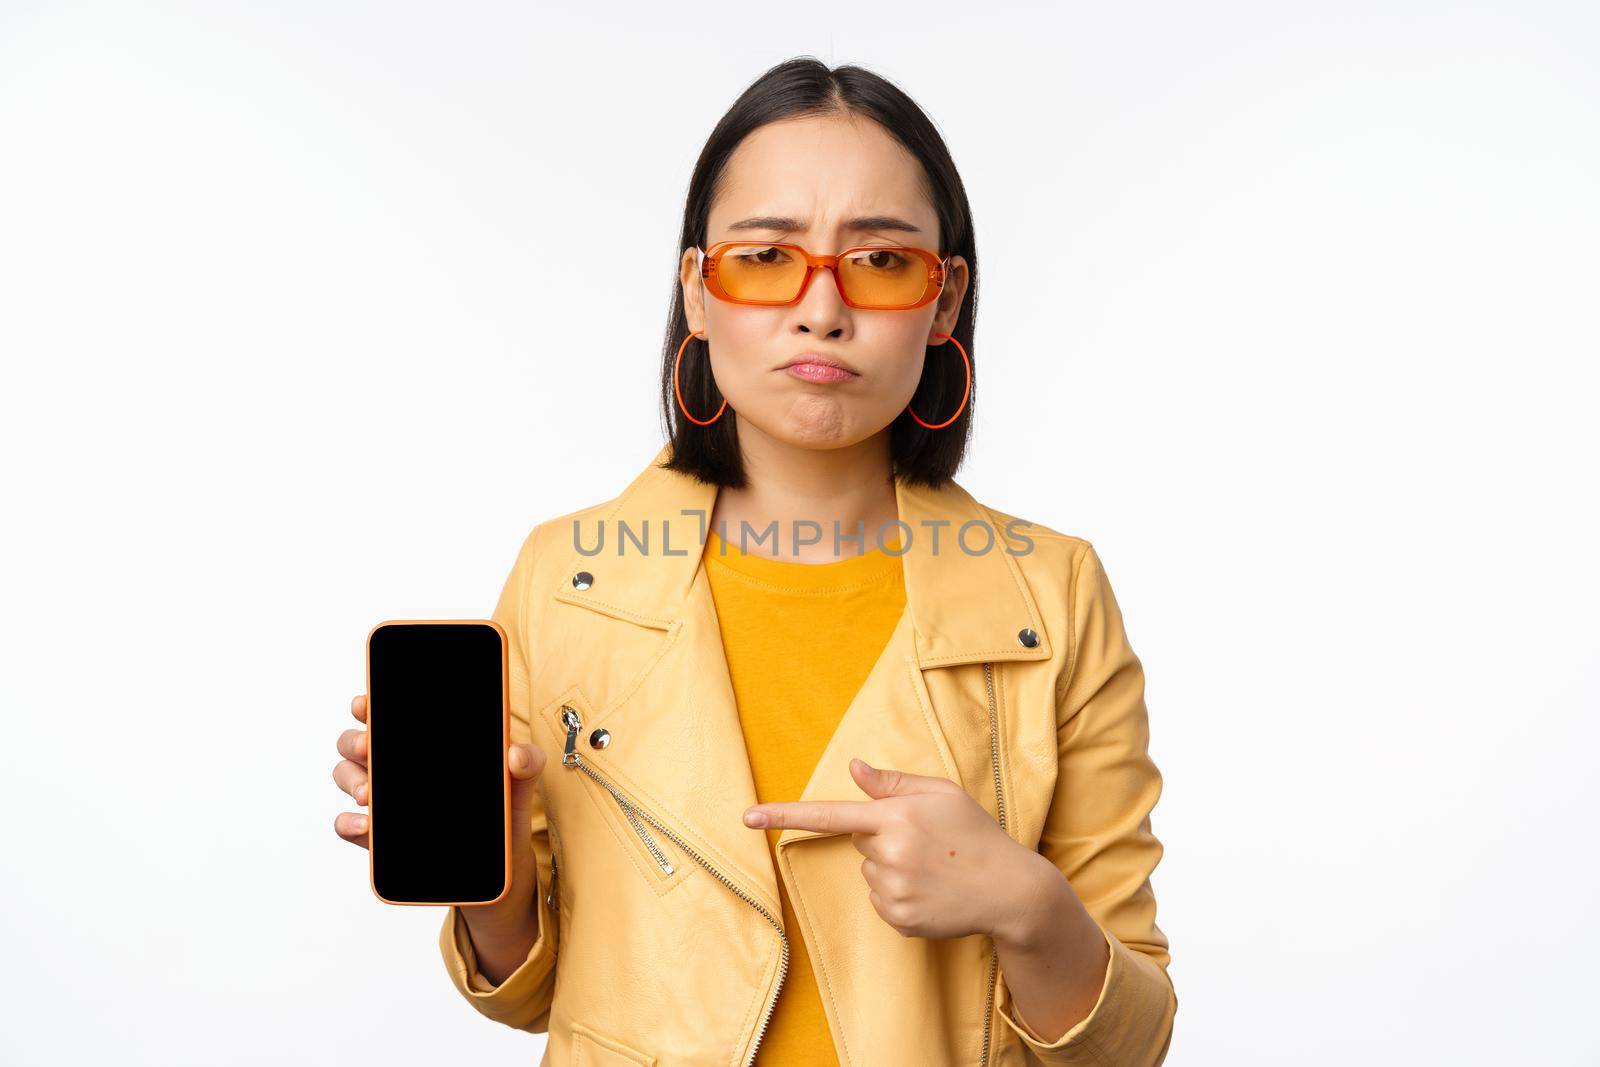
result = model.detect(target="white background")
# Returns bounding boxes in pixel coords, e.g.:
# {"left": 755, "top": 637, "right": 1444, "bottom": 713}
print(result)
{"left": 2, "top": 2, "right": 1596, "bottom": 1064}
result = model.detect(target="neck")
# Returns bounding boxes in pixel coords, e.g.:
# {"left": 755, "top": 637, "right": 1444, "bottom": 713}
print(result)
{"left": 709, "top": 422, "right": 899, "bottom": 562}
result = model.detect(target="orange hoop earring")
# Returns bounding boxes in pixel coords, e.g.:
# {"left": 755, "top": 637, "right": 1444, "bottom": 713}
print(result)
{"left": 674, "top": 329, "right": 727, "bottom": 426}
{"left": 906, "top": 332, "right": 971, "bottom": 430}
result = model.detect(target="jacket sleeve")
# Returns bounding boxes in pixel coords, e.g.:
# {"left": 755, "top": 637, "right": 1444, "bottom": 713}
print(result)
{"left": 437, "top": 524, "right": 561, "bottom": 1032}
{"left": 994, "top": 542, "right": 1177, "bottom": 1066}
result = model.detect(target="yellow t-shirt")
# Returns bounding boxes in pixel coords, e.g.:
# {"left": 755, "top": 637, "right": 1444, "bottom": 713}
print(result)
{"left": 702, "top": 527, "right": 907, "bottom": 1067}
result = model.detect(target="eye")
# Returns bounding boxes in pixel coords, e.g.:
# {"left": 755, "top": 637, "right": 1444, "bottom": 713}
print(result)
{"left": 848, "top": 248, "right": 913, "bottom": 272}
{"left": 729, "top": 245, "right": 795, "bottom": 268}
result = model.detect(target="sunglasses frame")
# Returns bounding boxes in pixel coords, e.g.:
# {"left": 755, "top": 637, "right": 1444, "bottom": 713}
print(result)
{"left": 696, "top": 240, "right": 950, "bottom": 310}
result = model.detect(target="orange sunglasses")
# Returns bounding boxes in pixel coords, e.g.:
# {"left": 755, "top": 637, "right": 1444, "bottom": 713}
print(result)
{"left": 696, "top": 241, "right": 950, "bottom": 310}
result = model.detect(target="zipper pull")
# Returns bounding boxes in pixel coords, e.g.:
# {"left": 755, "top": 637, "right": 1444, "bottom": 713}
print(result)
{"left": 560, "top": 706, "right": 581, "bottom": 766}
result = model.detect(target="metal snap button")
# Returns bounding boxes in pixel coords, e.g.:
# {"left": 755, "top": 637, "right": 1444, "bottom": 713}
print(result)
{"left": 572, "top": 571, "right": 593, "bottom": 590}
{"left": 1017, "top": 627, "right": 1039, "bottom": 648}
{"left": 589, "top": 728, "right": 611, "bottom": 749}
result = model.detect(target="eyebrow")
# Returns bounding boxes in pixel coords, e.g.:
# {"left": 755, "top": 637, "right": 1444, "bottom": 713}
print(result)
{"left": 726, "top": 214, "right": 924, "bottom": 235}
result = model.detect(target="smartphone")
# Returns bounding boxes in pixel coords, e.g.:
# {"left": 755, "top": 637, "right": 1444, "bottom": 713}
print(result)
{"left": 364, "top": 619, "right": 511, "bottom": 906}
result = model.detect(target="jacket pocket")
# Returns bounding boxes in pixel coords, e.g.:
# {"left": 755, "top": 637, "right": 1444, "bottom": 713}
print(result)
{"left": 550, "top": 695, "right": 696, "bottom": 897}
{"left": 572, "top": 1020, "right": 656, "bottom": 1066}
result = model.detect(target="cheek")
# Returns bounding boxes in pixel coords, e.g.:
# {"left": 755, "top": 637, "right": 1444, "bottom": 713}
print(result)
{"left": 701, "top": 313, "right": 775, "bottom": 380}
{"left": 703, "top": 305, "right": 771, "bottom": 345}
{"left": 863, "top": 320, "right": 935, "bottom": 393}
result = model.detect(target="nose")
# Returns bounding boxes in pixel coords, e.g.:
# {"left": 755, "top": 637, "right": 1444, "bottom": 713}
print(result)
{"left": 792, "top": 262, "right": 850, "bottom": 336}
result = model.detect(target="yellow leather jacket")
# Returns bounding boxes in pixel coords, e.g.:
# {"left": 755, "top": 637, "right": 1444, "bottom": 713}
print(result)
{"left": 438, "top": 444, "right": 1177, "bottom": 1066}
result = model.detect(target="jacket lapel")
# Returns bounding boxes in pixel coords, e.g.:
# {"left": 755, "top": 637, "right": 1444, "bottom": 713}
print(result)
{"left": 541, "top": 443, "right": 1054, "bottom": 917}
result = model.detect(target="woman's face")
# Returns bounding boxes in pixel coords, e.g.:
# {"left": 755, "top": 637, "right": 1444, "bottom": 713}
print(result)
{"left": 679, "top": 112, "right": 969, "bottom": 451}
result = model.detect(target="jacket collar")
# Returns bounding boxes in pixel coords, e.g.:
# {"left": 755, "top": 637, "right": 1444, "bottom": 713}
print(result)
{"left": 550, "top": 442, "right": 1054, "bottom": 668}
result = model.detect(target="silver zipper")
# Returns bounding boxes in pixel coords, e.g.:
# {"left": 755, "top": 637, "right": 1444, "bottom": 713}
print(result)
{"left": 558, "top": 704, "right": 790, "bottom": 1067}
{"left": 546, "top": 824, "right": 560, "bottom": 914}
{"left": 562, "top": 706, "right": 675, "bottom": 875}
{"left": 980, "top": 660, "right": 1007, "bottom": 1067}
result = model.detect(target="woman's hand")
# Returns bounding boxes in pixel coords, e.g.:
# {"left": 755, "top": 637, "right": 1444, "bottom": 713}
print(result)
{"left": 742, "top": 758, "right": 1060, "bottom": 943}
{"left": 332, "top": 693, "right": 549, "bottom": 922}
{"left": 330, "top": 694, "right": 376, "bottom": 848}
{"left": 745, "top": 758, "right": 1112, "bottom": 1041}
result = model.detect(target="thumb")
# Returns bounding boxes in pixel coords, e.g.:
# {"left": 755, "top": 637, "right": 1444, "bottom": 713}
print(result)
{"left": 849, "top": 757, "right": 952, "bottom": 799}
{"left": 508, "top": 741, "right": 547, "bottom": 784}
{"left": 508, "top": 743, "right": 547, "bottom": 829}
{"left": 506, "top": 743, "right": 546, "bottom": 868}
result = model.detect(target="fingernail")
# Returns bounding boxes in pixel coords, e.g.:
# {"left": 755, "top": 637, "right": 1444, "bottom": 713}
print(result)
{"left": 353, "top": 815, "right": 367, "bottom": 832}
{"left": 743, "top": 810, "right": 768, "bottom": 828}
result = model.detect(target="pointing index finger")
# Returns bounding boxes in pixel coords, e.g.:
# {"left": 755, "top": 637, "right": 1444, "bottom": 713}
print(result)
{"left": 746, "top": 800, "right": 883, "bottom": 835}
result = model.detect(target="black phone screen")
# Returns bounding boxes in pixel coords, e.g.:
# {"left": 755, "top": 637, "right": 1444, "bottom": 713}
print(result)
{"left": 367, "top": 621, "right": 509, "bottom": 905}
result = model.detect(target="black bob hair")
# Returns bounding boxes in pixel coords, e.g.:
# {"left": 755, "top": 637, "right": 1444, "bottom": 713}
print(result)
{"left": 657, "top": 56, "right": 978, "bottom": 490}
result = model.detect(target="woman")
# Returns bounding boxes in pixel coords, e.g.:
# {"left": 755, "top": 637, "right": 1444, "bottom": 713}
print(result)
{"left": 332, "top": 57, "right": 1175, "bottom": 1066}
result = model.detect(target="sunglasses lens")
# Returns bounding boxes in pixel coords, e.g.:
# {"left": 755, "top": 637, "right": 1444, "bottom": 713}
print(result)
{"left": 716, "top": 245, "right": 809, "bottom": 303}
{"left": 837, "top": 247, "right": 931, "bottom": 308}
{"left": 713, "top": 244, "right": 935, "bottom": 308}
